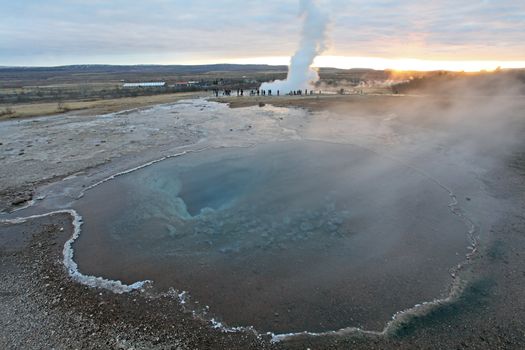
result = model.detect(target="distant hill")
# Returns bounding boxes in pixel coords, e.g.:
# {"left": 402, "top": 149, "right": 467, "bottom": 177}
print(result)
{"left": 0, "top": 64, "right": 290, "bottom": 88}
{"left": 0, "top": 64, "right": 385, "bottom": 73}
{"left": 1, "top": 64, "right": 523, "bottom": 92}
{"left": 0, "top": 64, "right": 393, "bottom": 89}
{"left": 0, "top": 64, "right": 288, "bottom": 75}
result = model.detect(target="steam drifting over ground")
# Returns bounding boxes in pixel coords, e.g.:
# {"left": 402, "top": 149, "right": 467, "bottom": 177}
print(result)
{"left": 260, "top": 0, "right": 328, "bottom": 93}
{"left": 1, "top": 70, "right": 525, "bottom": 348}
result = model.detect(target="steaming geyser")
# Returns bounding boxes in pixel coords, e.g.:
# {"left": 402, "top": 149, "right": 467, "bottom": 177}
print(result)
{"left": 260, "top": 0, "right": 328, "bottom": 92}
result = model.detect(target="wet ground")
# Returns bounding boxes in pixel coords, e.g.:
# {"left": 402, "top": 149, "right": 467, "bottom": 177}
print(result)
{"left": 1, "top": 95, "right": 524, "bottom": 349}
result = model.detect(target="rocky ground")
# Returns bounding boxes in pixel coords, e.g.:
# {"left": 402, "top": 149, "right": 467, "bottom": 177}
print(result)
{"left": 1, "top": 207, "right": 524, "bottom": 349}
{"left": 0, "top": 97, "right": 304, "bottom": 212}
{"left": 0, "top": 214, "right": 273, "bottom": 349}
{"left": 1, "top": 95, "right": 524, "bottom": 349}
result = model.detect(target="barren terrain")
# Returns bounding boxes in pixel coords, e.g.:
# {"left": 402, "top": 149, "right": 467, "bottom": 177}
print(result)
{"left": 1, "top": 94, "right": 524, "bottom": 349}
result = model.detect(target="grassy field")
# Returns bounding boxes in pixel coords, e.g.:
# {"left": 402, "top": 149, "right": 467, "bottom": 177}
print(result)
{"left": 0, "top": 92, "right": 206, "bottom": 120}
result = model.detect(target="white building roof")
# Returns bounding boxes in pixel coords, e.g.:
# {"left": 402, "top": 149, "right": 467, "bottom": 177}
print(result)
{"left": 123, "top": 82, "right": 166, "bottom": 87}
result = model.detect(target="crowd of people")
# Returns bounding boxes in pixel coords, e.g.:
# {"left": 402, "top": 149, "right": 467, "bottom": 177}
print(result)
{"left": 212, "top": 88, "right": 319, "bottom": 97}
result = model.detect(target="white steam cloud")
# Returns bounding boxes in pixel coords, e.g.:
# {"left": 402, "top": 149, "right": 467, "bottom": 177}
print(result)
{"left": 260, "top": 0, "right": 328, "bottom": 93}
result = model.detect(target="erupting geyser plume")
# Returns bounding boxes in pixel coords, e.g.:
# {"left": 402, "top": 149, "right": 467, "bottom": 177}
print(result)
{"left": 260, "top": 0, "right": 328, "bottom": 92}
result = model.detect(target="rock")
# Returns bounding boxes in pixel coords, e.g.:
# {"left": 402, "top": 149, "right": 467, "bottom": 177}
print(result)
{"left": 12, "top": 193, "right": 32, "bottom": 206}
{"left": 258, "top": 102, "right": 266, "bottom": 107}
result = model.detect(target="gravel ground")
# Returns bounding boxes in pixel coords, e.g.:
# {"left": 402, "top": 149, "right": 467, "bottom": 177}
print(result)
{"left": 1, "top": 95, "right": 524, "bottom": 349}
{"left": 0, "top": 214, "right": 274, "bottom": 350}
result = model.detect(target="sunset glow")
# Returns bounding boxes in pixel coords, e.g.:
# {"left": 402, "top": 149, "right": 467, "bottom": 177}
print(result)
{"left": 225, "top": 56, "right": 525, "bottom": 72}
{"left": 3, "top": 1, "right": 524, "bottom": 68}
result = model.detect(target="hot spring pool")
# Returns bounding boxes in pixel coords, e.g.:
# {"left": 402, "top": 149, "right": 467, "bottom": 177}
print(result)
{"left": 72, "top": 141, "right": 468, "bottom": 333}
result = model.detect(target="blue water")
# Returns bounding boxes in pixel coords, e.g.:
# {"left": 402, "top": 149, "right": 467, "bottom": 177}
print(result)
{"left": 73, "top": 141, "right": 468, "bottom": 333}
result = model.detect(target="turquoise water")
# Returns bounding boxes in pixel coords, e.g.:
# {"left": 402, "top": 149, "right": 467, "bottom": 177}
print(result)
{"left": 73, "top": 141, "right": 468, "bottom": 333}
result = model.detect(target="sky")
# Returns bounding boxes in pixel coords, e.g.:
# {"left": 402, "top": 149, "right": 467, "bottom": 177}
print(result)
{"left": 1, "top": 0, "right": 525, "bottom": 71}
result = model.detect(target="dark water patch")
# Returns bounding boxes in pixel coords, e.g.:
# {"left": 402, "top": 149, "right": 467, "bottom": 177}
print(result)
{"left": 391, "top": 278, "right": 495, "bottom": 339}
{"left": 72, "top": 141, "right": 469, "bottom": 334}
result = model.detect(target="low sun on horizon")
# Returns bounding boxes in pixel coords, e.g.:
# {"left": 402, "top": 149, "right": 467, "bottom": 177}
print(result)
{"left": 216, "top": 56, "right": 525, "bottom": 73}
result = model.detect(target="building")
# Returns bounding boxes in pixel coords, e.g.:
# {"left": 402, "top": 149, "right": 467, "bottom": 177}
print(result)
{"left": 173, "top": 81, "right": 200, "bottom": 88}
{"left": 122, "top": 82, "right": 166, "bottom": 88}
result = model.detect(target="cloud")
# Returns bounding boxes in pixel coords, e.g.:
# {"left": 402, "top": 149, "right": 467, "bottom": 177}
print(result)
{"left": 0, "top": 0, "right": 524, "bottom": 65}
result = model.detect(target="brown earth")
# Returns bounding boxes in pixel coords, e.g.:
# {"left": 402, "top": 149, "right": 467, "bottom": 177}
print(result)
{"left": 0, "top": 92, "right": 205, "bottom": 120}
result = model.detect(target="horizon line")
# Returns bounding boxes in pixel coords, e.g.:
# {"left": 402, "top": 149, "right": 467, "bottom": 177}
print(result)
{"left": 2, "top": 55, "right": 525, "bottom": 73}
